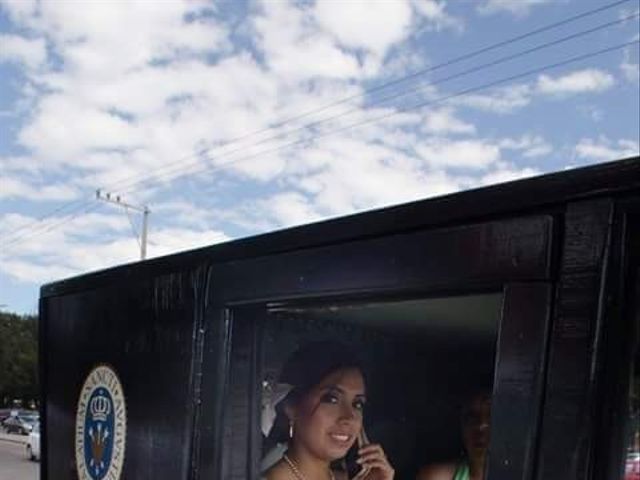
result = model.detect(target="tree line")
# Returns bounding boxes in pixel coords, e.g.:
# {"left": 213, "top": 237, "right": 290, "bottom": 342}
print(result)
{"left": 0, "top": 311, "right": 38, "bottom": 408}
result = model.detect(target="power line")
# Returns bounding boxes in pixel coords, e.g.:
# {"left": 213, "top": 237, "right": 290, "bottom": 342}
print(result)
{"left": 2, "top": 200, "right": 102, "bottom": 248}
{"left": 101, "top": 0, "right": 637, "bottom": 195}
{"left": 236, "top": 0, "right": 635, "bottom": 130}
{"left": 6, "top": 192, "right": 89, "bottom": 239}
{"left": 7, "top": 0, "right": 630, "bottom": 241}
{"left": 88, "top": 16, "right": 634, "bottom": 202}
{"left": 3, "top": 2, "right": 636, "bottom": 246}
{"left": 113, "top": 30, "right": 638, "bottom": 198}
{"left": 4, "top": 39, "right": 637, "bottom": 250}
{"left": 121, "top": 40, "right": 638, "bottom": 199}
{"left": 2, "top": 201, "right": 103, "bottom": 250}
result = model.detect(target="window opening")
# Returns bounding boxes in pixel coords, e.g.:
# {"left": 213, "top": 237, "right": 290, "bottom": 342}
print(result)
{"left": 258, "top": 293, "right": 501, "bottom": 480}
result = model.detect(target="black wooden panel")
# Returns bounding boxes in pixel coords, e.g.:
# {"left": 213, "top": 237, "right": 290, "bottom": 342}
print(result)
{"left": 593, "top": 201, "right": 640, "bottom": 480}
{"left": 195, "top": 306, "right": 231, "bottom": 480}
{"left": 211, "top": 216, "right": 552, "bottom": 304}
{"left": 39, "top": 297, "right": 48, "bottom": 480}
{"left": 42, "top": 271, "right": 203, "bottom": 480}
{"left": 40, "top": 157, "right": 639, "bottom": 304}
{"left": 219, "top": 309, "right": 261, "bottom": 480}
{"left": 488, "top": 283, "right": 551, "bottom": 480}
{"left": 535, "top": 199, "right": 614, "bottom": 480}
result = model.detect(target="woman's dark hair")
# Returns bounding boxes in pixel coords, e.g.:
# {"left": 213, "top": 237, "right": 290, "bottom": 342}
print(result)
{"left": 265, "top": 340, "right": 365, "bottom": 446}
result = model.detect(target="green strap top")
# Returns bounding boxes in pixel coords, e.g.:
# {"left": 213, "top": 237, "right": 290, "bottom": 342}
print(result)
{"left": 453, "top": 462, "right": 470, "bottom": 480}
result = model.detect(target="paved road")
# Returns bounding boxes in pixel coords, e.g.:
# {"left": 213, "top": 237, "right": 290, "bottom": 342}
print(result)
{"left": 0, "top": 439, "right": 38, "bottom": 480}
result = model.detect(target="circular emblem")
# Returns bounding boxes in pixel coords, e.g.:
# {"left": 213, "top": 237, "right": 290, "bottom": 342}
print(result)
{"left": 75, "top": 365, "right": 126, "bottom": 480}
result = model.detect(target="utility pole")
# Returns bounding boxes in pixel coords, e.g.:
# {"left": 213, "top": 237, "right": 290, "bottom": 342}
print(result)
{"left": 96, "top": 190, "right": 150, "bottom": 260}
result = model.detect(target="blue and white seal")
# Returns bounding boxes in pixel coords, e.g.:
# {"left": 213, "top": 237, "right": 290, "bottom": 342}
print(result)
{"left": 75, "top": 365, "right": 126, "bottom": 480}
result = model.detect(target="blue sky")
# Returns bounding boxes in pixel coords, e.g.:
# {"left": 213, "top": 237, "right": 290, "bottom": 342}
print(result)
{"left": 0, "top": 0, "right": 638, "bottom": 314}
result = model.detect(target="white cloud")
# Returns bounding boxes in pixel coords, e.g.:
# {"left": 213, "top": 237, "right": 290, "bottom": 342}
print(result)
{"left": 0, "top": 34, "right": 46, "bottom": 69}
{"left": 149, "top": 227, "right": 228, "bottom": 257}
{"left": 621, "top": 59, "right": 640, "bottom": 83}
{"left": 0, "top": 208, "right": 229, "bottom": 283}
{"left": 479, "top": 164, "right": 540, "bottom": 185}
{"left": 499, "top": 134, "right": 552, "bottom": 158}
{"left": 575, "top": 137, "right": 639, "bottom": 162}
{"left": 253, "top": 0, "right": 361, "bottom": 81}
{"left": 262, "top": 131, "right": 543, "bottom": 223}
{"left": 452, "top": 84, "right": 532, "bottom": 114}
{"left": 0, "top": 155, "right": 45, "bottom": 174}
{"left": 0, "top": 0, "right": 38, "bottom": 23}
{"left": 0, "top": 211, "right": 131, "bottom": 248}
{"left": 478, "top": 0, "right": 553, "bottom": 17}
{"left": 451, "top": 70, "right": 614, "bottom": 116}
{"left": 2, "top": 3, "right": 272, "bottom": 192}
{"left": 19, "top": 94, "right": 143, "bottom": 161}
{"left": 152, "top": 200, "right": 216, "bottom": 229}
{"left": 378, "top": 49, "right": 429, "bottom": 80}
{"left": 34, "top": 1, "right": 228, "bottom": 74}
{"left": 415, "top": 138, "right": 501, "bottom": 169}
{"left": 537, "top": 69, "right": 615, "bottom": 96}
{"left": 315, "top": 0, "right": 412, "bottom": 57}
{"left": 260, "top": 191, "right": 323, "bottom": 227}
{"left": 17, "top": 52, "right": 293, "bottom": 184}
{"left": 65, "top": 211, "right": 130, "bottom": 233}
{"left": 0, "top": 175, "right": 78, "bottom": 201}
{"left": 0, "top": 259, "right": 79, "bottom": 284}
{"left": 290, "top": 135, "right": 446, "bottom": 214}
{"left": 421, "top": 108, "right": 476, "bottom": 135}
{"left": 412, "top": 0, "right": 465, "bottom": 32}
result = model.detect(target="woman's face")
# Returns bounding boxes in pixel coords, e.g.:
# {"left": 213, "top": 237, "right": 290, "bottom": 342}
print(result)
{"left": 461, "top": 394, "right": 491, "bottom": 457}
{"left": 288, "top": 367, "right": 366, "bottom": 461}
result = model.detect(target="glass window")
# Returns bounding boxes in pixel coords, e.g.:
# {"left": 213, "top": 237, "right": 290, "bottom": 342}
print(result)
{"left": 258, "top": 293, "right": 501, "bottom": 479}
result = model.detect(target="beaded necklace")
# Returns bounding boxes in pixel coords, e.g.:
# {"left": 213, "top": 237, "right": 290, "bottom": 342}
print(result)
{"left": 283, "top": 453, "right": 336, "bottom": 480}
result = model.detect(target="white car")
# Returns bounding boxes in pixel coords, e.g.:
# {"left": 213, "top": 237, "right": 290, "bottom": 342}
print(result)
{"left": 26, "top": 422, "right": 40, "bottom": 461}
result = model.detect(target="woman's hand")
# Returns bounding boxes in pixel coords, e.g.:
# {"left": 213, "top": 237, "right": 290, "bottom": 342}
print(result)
{"left": 353, "top": 444, "right": 394, "bottom": 480}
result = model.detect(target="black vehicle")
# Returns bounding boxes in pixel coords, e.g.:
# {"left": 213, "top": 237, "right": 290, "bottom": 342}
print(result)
{"left": 39, "top": 157, "right": 640, "bottom": 480}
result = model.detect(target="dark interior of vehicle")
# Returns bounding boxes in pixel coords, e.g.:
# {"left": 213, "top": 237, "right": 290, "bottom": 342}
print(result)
{"left": 260, "top": 293, "right": 501, "bottom": 479}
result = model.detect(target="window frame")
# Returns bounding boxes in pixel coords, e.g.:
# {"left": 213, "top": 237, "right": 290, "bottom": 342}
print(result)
{"left": 197, "top": 214, "right": 555, "bottom": 480}
{"left": 591, "top": 200, "right": 640, "bottom": 480}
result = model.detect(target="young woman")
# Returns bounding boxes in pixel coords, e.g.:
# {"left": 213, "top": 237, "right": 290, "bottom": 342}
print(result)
{"left": 263, "top": 341, "right": 395, "bottom": 480}
{"left": 416, "top": 392, "right": 491, "bottom": 480}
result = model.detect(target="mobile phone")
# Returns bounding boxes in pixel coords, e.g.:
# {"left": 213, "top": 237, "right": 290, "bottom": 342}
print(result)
{"left": 357, "top": 427, "right": 370, "bottom": 449}
{"left": 345, "top": 427, "right": 370, "bottom": 479}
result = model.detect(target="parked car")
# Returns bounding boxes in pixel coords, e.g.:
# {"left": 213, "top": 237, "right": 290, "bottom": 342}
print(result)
{"left": 2, "top": 413, "right": 38, "bottom": 435}
{"left": 26, "top": 422, "right": 40, "bottom": 461}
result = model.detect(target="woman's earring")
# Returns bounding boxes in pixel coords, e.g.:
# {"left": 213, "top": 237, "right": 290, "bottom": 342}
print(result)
{"left": 289, "top": 420, "right": 294, "bottom": 439}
